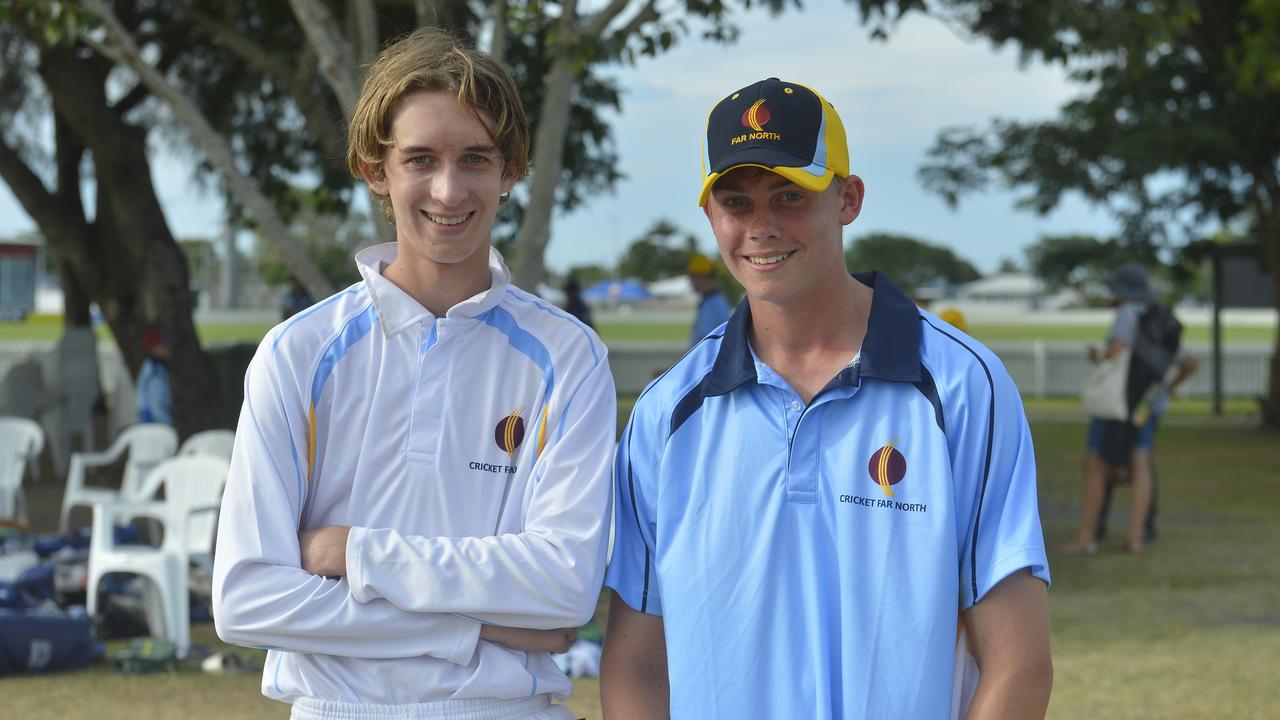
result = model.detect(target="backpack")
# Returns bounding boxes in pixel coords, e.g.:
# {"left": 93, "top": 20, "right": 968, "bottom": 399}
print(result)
{"left": 1128, "top": 303, "right": 1182, "bottom": 409}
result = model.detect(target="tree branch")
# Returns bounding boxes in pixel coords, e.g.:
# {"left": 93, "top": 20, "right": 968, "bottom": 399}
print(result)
{"left": 111, "top": 39, "right": 184, "bottom": 117}
{"left": 0, "top": 132, "right": 89, "bottom": 245}
{"left": 586, "top": 0, "right": 632, "bottom": 37}
{"left": 489, "top": 0, "right": 508, "bottom": 66}
{"left": 53, "top": 110, "right": 85, "bottom": 212}
{"left": 288, "top": 0, "right": 360, "bottom": 113}
{"left": 414, "top": 0, "right": 437, "bottom": 27}
{"left": 351, "top": 0, "right": 380, "bottom": 66}
{"left": 80, "top": 0, "right": 336, "bottom": 299}
{"left": 187, "top": 8, "right": 296, "bottom": 81}
{"left": 0, "top": 135, "right": 55, "bottom": 227}
{"left": 187, "top": 6, "right": 347, "bottom": 168}
{"left": 608, "top": 0, "right": 660, "bottom": 43}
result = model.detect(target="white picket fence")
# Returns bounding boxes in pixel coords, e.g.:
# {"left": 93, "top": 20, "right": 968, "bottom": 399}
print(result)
{"left": 0, "top": 339, "right": 1272, "bottom": 412}
{"left": 605, "top": 341, "right": 1273, "bottom": 398}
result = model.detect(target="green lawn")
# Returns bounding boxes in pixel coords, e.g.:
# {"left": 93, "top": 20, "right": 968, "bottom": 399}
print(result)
{"left": 5, "top": 413, "right": 1278, "bottom": 718}
{"left": 1033, "top": 419, "right": 1280, "bottom": 719}
{"left": 1, "top": 314, "right": 1274, "bottom": 346}
{"left": 969, "top": 323, "right": 1275, "bottom": 345}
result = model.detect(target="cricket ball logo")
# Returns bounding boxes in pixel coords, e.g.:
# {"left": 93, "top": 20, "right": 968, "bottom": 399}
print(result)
{"left": 494, "top": 407, "right": 525, "bottom": 455}
{"left": 867, "top": 441, "right": 907, "bottom": 497}
{"left": 741, "top": 99, "right": 772, "bottom": 132}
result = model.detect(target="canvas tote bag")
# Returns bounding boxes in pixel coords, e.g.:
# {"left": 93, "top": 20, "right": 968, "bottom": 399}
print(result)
{"left": 1081, "top": 347, "right": 1131, "bottom": 421}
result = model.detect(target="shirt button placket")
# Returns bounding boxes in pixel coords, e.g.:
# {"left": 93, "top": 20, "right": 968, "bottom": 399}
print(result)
{"left": 408, "top": 319, "right": 445, "bottom": 467}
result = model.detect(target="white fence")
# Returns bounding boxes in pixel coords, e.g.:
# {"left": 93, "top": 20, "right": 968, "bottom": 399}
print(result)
{"left": 1, "top": 340, "right": 1272, "bottom": 412}
{"left": 605, "top": 341, "right": 1273, "bottom": 398}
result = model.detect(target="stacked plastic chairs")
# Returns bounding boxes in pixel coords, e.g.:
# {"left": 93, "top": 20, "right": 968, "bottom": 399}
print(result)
{"left": 0, "top": 417, "right": 44, "bottom": 523}
{"left": 86, "top": 455, "right": 231, "bottom": 655}
{"left": 58, "top": 424, "right": 178, "bottom": 533}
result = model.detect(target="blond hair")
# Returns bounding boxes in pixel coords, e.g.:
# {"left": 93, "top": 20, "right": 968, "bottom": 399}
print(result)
{"left": 346, "top": 27, "right": 529, "bottom": 219}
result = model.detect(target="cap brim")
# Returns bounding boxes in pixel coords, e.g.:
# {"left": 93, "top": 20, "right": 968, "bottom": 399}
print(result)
{"left": 698, "top": 152, "right": 836, "bottom": 206}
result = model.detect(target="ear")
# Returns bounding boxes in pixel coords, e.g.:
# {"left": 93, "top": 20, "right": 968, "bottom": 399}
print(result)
{"left": 500, "top": 170, "right": 518, "bottom": 195}
{"left": 838, "top": 175, "right": 865, "bottom": 225}
{"left": 358, "top": 160, "right": 389, "bottom": 196}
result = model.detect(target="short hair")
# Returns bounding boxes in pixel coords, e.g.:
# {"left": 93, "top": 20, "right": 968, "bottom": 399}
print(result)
{"left": 346, "top": 27, "right": 529, "bottom": 218}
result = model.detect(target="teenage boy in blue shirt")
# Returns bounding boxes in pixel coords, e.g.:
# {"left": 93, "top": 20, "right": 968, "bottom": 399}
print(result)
{"left": 601, "top": 78, "right": 1052, "bottom": 720}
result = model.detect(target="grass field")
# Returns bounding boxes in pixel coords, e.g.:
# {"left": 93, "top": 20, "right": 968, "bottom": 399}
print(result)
{"left": 1, "top": 314, "right": 1276, "bottom": 346}
{"left": 4, "top": 406, "right": 1278, "bottom": 718}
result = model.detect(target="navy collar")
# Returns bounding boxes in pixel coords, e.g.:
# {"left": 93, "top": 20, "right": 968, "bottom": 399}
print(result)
{"left": 703, "top": 271, "right": 922, "bottom": 397}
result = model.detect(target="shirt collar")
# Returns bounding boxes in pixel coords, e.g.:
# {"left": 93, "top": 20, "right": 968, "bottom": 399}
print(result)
{"left": 356, "top": 243, "right": 512, "bottom": 337}
{"left": 703, "top": 271, "right": 921, "bottom": 397}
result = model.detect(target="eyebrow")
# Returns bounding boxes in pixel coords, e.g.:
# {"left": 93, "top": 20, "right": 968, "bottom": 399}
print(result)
{"left": 396, "top": 143, "right": 501, "bottom": 155}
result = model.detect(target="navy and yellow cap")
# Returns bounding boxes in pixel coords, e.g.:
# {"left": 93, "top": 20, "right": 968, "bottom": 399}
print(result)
{"left": 699, "top": 78, "right": 850, "bottom": 206}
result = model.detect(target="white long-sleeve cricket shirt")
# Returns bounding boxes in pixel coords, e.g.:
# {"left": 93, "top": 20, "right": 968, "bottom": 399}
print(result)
{"left": 212, "top": 244, "right": 615, "bottom": 707}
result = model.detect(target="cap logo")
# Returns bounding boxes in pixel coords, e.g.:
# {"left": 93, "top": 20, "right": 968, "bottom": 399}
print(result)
{"left": 741, "top": 99, "right": 772, "bottom": 132}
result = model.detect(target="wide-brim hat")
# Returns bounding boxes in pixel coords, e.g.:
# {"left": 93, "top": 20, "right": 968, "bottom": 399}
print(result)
{"left": 1105, "top": 263, "right": 1155, "bottom": 303}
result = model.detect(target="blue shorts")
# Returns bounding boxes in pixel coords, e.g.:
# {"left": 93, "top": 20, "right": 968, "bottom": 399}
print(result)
{"left": 1087, "top": 415, "right": 1160, "bottom": 453}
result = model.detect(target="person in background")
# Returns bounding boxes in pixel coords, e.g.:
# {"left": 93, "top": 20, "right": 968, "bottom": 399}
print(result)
{"left": 281, "top": 276, "right": 315, "bottom": 321}
{"left": 562, "top": 275, "right": 594, "bottom": 329}
{"left": 938, "top": 306, "right": 968, "bottom": 333}
{"left": 136, "top": 328, "right": 172, "bottom": 426}
{"left": 1062, "top": 263, "right": 1194, "bottom": 554}
{"left": 686, "top": 253, "right": 732, "bottom": 345}
{"left": 1094, "top": 353, "right": 1199, "bottom": 544}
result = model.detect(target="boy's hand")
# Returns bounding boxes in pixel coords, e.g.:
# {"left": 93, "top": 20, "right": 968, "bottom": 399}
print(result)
{"left": 298, "top": 525, "right": 351, "bottom": 577}
{"left": 480, "top": 625, "right": 578, "bottom": 654}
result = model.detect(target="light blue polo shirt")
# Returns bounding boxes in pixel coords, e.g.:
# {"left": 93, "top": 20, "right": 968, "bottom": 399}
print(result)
{"left": 606, "top": 272, "right": 1049, "bottom": 719}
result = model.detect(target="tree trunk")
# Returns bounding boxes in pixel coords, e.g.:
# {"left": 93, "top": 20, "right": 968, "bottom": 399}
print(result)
{"left": 59, "top": 261, "right": 91, "bottom": 328}
{"left": 1263, "top": 227, "right": 1280, "bottom": 430}
{"left": 511, "top": 58, "right": 576, "bottom": 290}
{"left": 27, "top": 41, "right": 225, "bottom": 439}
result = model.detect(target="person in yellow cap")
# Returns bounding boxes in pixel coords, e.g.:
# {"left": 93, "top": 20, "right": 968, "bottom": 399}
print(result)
{"left": 687, "top": 253, "right": 732, "bottom": 345}
{"left": 938, "top": 306, "right": 968, "bottom": 332}
{"left": 602, "top": 77, "right": 1052, "bottom": 719}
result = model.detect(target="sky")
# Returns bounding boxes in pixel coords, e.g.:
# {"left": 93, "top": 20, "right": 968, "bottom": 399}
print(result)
{"left": 0, "top": 1, "right": 1121, "bottom": 276}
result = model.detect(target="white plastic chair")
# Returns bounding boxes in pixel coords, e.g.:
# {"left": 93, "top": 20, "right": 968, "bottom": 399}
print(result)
{"left": 0, "top": 417, "right": 44, "bottom": 523}
{"left": 86, "top": 455, "right": 230, "bottom": 655}
{"left": 174, "top": 429, "right": 235, "bottom": 562}
{"left": 59, "top": 423, "right": 178, "bottom": 533}
{"left": 178, "top": 429, "right": 235, "bottom": 461}
{"left": 0, "top": 360, "right": 46, "bottom": 483}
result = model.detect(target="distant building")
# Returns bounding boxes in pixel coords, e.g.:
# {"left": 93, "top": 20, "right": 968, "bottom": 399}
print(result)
{"left": 647, "top": 275, "right": 698, "bottom": 303}
{"left": 955, "top": 273, "right": 1081, "bottom": 311}
{"left": 0, "top": 237, "right": 39, "bottom": 321}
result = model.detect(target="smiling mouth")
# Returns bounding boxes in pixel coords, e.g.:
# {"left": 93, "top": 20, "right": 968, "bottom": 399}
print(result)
{"left": 423, "top": 210, "right": 474, "bottom": 226}
{"left": 745, "top": 252, "right": 793, "bottom": 266}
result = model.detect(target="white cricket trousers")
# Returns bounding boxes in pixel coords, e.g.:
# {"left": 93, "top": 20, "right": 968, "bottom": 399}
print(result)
{"left": 290, "top": 695, "right": 577, "bottom": 720}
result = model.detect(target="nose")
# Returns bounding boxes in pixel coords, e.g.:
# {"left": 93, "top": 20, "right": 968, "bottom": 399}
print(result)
{"left": 430, "top": 163, "right": 467, "bottom": 207}
{"left": 745, "top": 205, "right": 779, "bottom": 242}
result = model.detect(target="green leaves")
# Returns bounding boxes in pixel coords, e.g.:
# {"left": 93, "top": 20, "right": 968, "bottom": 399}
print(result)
{"left": 844, "top": 232, "right": 981, "bottom": 295}
{"left": 3, "top": 0, "right": 94, "bottom": 46}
